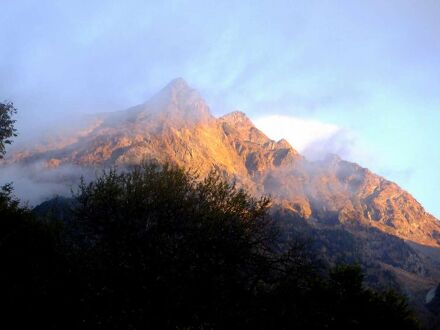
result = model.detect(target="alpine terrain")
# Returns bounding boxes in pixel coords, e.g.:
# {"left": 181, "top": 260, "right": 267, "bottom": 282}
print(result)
{"left": 5, "top": 78, "right": 440, "bottom": 316}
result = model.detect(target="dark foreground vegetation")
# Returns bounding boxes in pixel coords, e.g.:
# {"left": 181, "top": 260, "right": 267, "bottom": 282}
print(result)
{"left": 0, "top": 164, "right": 421, "bottom": 329}
{"left": 0, "top": 102, "right": 421, "bottom": 328}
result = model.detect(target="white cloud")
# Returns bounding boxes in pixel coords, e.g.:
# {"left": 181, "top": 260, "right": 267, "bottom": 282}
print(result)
{"left": 252, "top": 114, "right": 369, "bottom": 163}
{"left": 253, "top": 114, "right": 340, "bottom": 152}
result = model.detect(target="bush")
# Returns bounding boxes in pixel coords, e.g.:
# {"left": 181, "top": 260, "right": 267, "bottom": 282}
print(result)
{"left": 0, "top": 163, "right": 421, "bottom": 329}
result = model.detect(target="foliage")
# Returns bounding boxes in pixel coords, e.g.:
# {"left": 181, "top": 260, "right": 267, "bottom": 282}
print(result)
{"left": 0, "top": 101, "right": 17, "bottom": 158}
{"left": 71, "top": 164, "right": 275, "bottom": 328}
{"left": 0, "top": 163, "right": 422, "bottom": 329}
{"left": 0, "top": 184, "right": 77, "bottom": 328}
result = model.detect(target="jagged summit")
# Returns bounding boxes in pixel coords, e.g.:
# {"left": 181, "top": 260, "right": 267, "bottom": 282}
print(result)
{"left": 6, "top": 78, "right": 440, "bottom": 310}
{"left": 220, "top": 111, "right": 254, "bottom": 129}
{"left": 7, "top": 79, "right": 440, "bottom": 249}
{"left": 164, "top": 77, "right": 191, "bottom": 92}
{"left": 153, "top": 77, "right": 196, "bottom": 101}
{"left": 130, "top": 78, "right": 214, "bottom": 130}
{"left": 276, "top": 138, "right": 292, "bottom": 149}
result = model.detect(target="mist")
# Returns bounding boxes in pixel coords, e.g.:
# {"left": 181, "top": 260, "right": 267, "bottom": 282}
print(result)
{"left": 0, "top": 162, "right": 95, "bottom": 206}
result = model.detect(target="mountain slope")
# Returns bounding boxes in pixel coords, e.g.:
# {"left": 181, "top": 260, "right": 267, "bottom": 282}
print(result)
{"left": 5, "top": 79, "right": 440, "bottom": 309}
{"left": 7, "top": 78, "right": 440, "bottom": 248}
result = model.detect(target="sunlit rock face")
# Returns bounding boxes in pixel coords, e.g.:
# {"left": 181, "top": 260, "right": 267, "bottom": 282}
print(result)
{"left": 7, "top": 78, "right": 440, "bottom": 311}
{"left": 7, "top": 78, "right": 440, "bottom": 249}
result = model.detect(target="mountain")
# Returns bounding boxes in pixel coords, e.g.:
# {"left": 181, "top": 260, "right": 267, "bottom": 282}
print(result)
{"left": 5, "top": 78, "right": 440, "bottom": 310}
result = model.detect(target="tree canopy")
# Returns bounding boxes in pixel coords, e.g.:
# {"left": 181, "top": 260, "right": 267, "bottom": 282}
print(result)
{"left": 0, "top": 163, "right": 421, "bottom": 329}
{"left": 0, "top": 102, "right": 17, "bottom": 159}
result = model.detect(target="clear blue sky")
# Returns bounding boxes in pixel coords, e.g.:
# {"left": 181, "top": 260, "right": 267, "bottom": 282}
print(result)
{"left": 1, "top": 0, "right": 440, "bottom": 216}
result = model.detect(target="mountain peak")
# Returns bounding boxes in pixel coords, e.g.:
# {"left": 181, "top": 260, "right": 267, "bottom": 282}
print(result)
{"left": 276, "top": 138, "right": 292, "bottom": 149}
{"left": 153, "top": 77, "right": 194, "bottom": 102}
{"left": 139, "top": 78, "right": 213, "bottom": 128}
{"left": 164, "top": 77, "right": 191, "bottom": 93}
{"left": 220, "top": 111, "right": 254, "bottom": 127}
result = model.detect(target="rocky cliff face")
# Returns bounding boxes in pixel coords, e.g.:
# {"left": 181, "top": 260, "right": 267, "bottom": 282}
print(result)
{"left": 5, "top": 78, "right": 440, "bottom": 303}
{"left": 7, "top": 78, "right": 440, "bottom": 248}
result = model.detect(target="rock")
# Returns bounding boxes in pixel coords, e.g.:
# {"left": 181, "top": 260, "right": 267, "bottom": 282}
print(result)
{"left": 6, "top": 78, "right": 440, "bottom": 306}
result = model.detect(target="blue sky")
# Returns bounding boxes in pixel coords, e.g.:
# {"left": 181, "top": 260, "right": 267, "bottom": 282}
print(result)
{"left": 1, "top": 0, "right": 440, "bottom": 216}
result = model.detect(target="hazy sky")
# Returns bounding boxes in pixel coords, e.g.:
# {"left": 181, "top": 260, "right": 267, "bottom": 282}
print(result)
{"left": 1, "top": 0, "right": 440, "bottom": 216}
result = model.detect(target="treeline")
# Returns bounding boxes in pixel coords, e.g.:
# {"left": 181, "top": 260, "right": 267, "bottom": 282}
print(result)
{"left": 0, "top": 164, "right": 421, "bottom": 329}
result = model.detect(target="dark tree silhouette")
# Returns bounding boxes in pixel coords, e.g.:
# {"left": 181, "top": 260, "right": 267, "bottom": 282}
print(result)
{"left": 0, "top": 160, "right": 422, "bottom": 329}
{"left": 65, "top": 163, "right": 421, "bottom": 329}
{"left": 0, "top": 101, "right": 17, "bottom": 159}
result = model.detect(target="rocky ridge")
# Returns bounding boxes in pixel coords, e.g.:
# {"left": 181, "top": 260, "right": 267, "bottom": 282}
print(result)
{"left": 5, "top": 78, "right": 440, "bottom": 305}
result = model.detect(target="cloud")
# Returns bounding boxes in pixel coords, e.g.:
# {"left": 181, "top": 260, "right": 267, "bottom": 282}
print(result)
{"left": 301, "top": 128, "right": 358, "bottom": 161}
{"left": 254, "top": 115, "right": 356, "bottom": 159}
{"left": 0, "top": 162, "right": 97, "bottom": 206}
{"left": 253, "top": 115, "right": 340, "bottom": 152}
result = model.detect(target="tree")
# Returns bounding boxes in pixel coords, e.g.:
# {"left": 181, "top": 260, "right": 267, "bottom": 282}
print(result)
{"left": 0, "top": 158, "right": 422, "bottom": 329}
{"left": 71, "top": 163, "right": 276, "bottom": 328}
{"left": 0, "top": 101, "right": 18, "bottom": 204}
{"left": 0, "top": 101, "right": 17, "bottom": 159}
{"left": 0, "top": 102, "right": 79, "bottom": 329}
{"left": 67, "top": 163, "right": 421, "bottom": 329}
